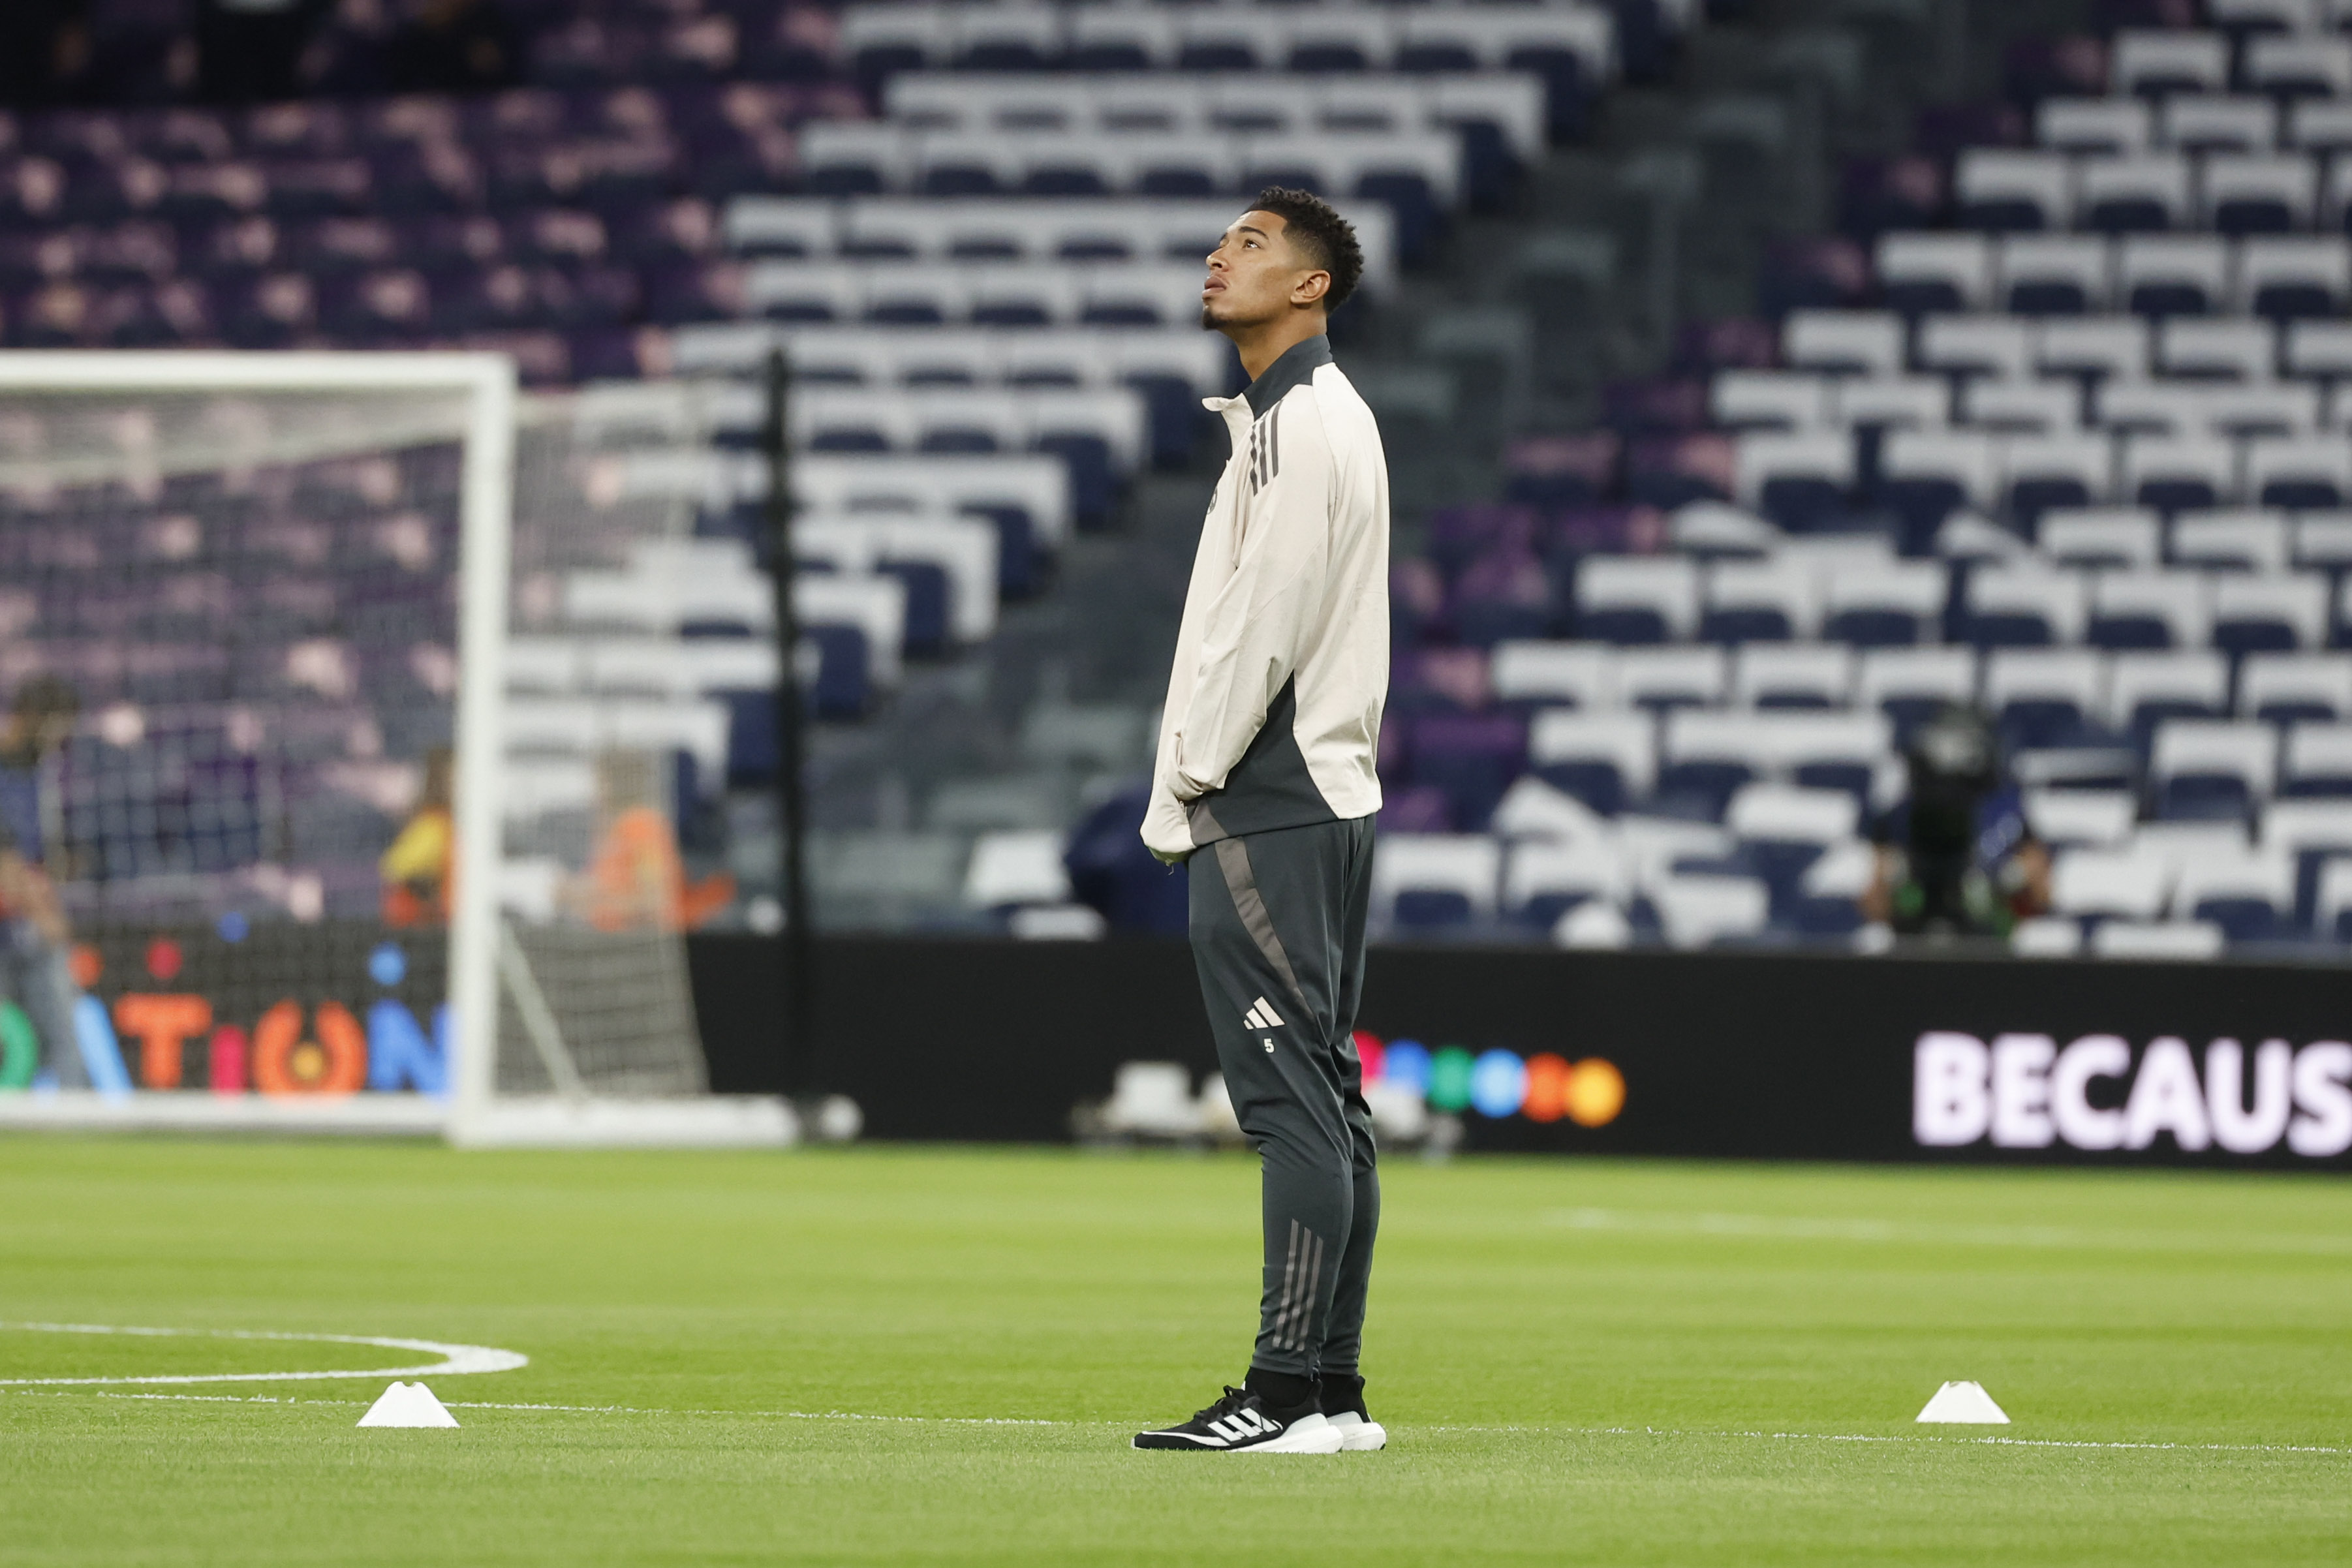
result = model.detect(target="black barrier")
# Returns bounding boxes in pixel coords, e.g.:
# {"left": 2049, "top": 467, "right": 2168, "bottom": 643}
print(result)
{"left": 689, "top": 935, "right": 2352, "bottom": 1170}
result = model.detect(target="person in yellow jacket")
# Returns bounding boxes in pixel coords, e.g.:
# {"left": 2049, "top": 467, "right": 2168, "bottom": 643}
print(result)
{"left": 379, "top": 748, "right": 454, "bottom": 927}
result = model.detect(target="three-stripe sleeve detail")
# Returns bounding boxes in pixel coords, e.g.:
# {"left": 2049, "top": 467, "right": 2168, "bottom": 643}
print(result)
{"left": 1269, "top": 1221, "right": 1329, "bottom": 1353}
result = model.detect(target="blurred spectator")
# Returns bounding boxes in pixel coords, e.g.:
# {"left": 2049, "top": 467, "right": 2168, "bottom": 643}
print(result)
{"left": 576, "top": 750, "right": 734, "bottom": 932}
{"left": 0, "top": 0, "right": 89, "bottom": 109}
{"left": 0, "top": 678, "right": 86, "bottom": 1088}
{"left": 197, "top": 0, "right": 328, "bottom": 105}
{"left": 384, "top": 0, "right": 518, "bottom": 95}
{"left": 379, "top": 746, "right": 454, "bottom": 927}
{"left": 1866, "top": 705, "right": 2049, "bottom": 938}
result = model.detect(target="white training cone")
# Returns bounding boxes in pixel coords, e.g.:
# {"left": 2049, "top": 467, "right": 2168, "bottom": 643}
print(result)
{"left": 357, "top": 1381, "right": 461, "bottom": 1428}
{"left": 1915, "top": 1381, "right": 2009, "bottom": 1424}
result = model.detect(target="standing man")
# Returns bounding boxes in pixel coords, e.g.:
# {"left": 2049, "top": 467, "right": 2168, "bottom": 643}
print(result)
{"left": 1132, "top": 189, "right": 1389, "bottom": 1456}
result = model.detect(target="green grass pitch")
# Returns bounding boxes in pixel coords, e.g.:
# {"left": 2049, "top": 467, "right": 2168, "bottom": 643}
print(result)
{"left": 3, "top": 1138, "right": 2349, "bottom": 1565}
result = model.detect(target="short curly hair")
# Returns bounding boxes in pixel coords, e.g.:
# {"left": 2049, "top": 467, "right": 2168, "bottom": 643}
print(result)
{"left": 1250, "top": 187, "right": 1365, "bottom": 313}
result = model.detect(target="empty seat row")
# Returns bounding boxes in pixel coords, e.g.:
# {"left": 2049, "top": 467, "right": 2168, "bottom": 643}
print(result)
{"left": 1488, "top": 641, "right": 2352, "bottom": 724}
{"left": 837, "top": 3, "right": 1614, "bottom": 115}
{"left": 720, "top": 194, "right": 1400, "bottom": 288}
{"left": 1876, "top": 234, "right": 2352, "bottom": 318}
{"left": 1733, "top": 425, "right": 2352, "bottom": 525}
{"left": 2104, "top": 26, "right": 2352, "bottom": 102}
{"left": 794, "top": 121, "right": 1463, "bottom": 208}
{"left": 1782, "top": 309, "right": 2352, "bottom": 383}
{"left": 733, "top": 258, "right": 1213, "bottom": 330}
{"left": 884, "top": 70, "right": 1547, "bottom": 166}
{"left": 1960, "top": 146, "right": 2352, "bottom": 235}
{"left": 619, "top": 448, "right": 1074, "bottom": 553}
{"left": 671, "top": 321, "right": 1229, "bottom": 393}
{"left": 2034, "top": 91, "right": 2352, "bottom": 156}
{"left": 1721, "top": 369, "right": 2352, "bottom": 438}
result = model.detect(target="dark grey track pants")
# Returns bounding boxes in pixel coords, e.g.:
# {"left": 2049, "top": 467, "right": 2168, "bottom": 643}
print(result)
{"left": 1186, "top": 815, "right": 1379, "bottom": 1381}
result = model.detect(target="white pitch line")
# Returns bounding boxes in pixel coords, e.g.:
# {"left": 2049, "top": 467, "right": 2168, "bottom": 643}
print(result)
{"left": 0, "top": 1321, "right": 527, "bottom": 1386}
{"left": 8, "top": 1389, "right": 2347, "bottom": 1457}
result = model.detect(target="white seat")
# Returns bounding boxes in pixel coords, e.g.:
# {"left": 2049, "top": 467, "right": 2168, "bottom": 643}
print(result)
{"left": 1960, "top": 378, "right": 2079, "bottom": 435}
{"left": 2156, "top": 317, "right": 2277, "bottom": 385}
{"left": 2123, "top": 434, "right": 2239, "bottom": 509}
{"left": 1649, "top": 875, "right": 1771, "bottom": 950}
{"left": 2290, "top": 92, "right": 2352, "bottom": 156}
{"left": 1712, "top": 371, "right": 1831, "bottom": 431}
{"left": 2284, "top": 720, "right": 2352, "bottom": 793}
{"left": 2001, "top": 431, "right": 2118, "bottom": 508}
{"left": 1577, "top": 557, "right": 1701, "bottom": 642}
{"left": 1615, "top": 645, "right": 1728, "bottom": 709}
{"left": 2173, "top": 844, "right": 2296, "bottom": 924}
{"left": 1917, "top": 313, "right": 2033, "bottom": 380}
{"left": 1726, "top": 782, "right": 1860, "bottom": 844}
{"left": 2284, "top": 318, "right": 2352, "bottom": 380}
{"left": 2089, "top": 569, "right": 2213, "bottom": 648}
{"left": 2041, "top": 507, "right": 2161, "bottom": 568}
{"left": 1502, "top": 839, "right": 1630, "bottom": 919}
{"left": 1491, "top": 641, "right": 1617, "bottom": 708}
{"left": 2246, "top": 32, "right": 2352, "bottom": 99}
{"left": 1878, "top": 235, "right": 1996, "bottom": 311}
{"left": 1835, "top": 377, "right": 1950, "bottom": 432}
{"left": 1881, "top": 429, "right": 1999, "bottom": 508}
{"left": 1528, "top": 709, "right": 1657, "bottom": 800}
{"left": 1957, "top": 149, "right": 2073, "bottom": 232}
{"left": 1964, "top": 564, "right": 2090, "bottom": 643}
{"left": 2262, "top": 796, "right": 2352, "bottom": 858}
{"left": 1489, "top": 776, "right": 1610, "bottom": 843}
{"left": 2078, "top": 155, "right": 2192, "bottom": 230}
{"left": 2039, "top": 96, "right": 2152, "bottom": 155}
{"left": 2035, "top": 316, "right": 2148, "bottom": 380}
{"left": 2240, "top": 652, "right": 2352, "bottom": 722}
{"left": 1370, "top": 834, "right": 1502, "bottom": 921}
{"left": 2212, "top": 572, "right": 2330, "bottom": 650}
{"left": 964, "top": 829, "right": 1071, "bottom": 908}
{"left": 2111, "top": 30, "right": 2229, "bottom": 97}
{"left": 2248, "top": 438, "right": 2352, "bottom": 508}
{"left": 1820, "top": 560, "right": 1949, "bottom": 644}
{"left": 2051, "top": 844, "right": 2173, "bottom": 920}
{"left": 2152, "top": 718, "right": 2281, "bottom": 800}
{"left": 1983, "top": 647, "right": 2109, "bottom": 729}
{"left": 2172, "top": 508, "right": 2291, "bottom": 572}
{"left": 2316, "top": 855, "right": 2352, "bottom": 937}
{"left": 1999, "top": 235, "right": 2112, "bottom": 313}
{"left": 2238, "top": 236, "right": 2351, "bottom": 316}
{"left": 1731, "top": 643, "right": 1855, "bottom": 708}
{"left": 1782, "top": 311, "right": 1905, "bottom": 377}
{"left": 2161, "top": 92, "right": 2279, "bottom": 154}
{"left": 2097, "top": 381, "right": 2210, "bottom": 438}
{"left": 504, "top": 636, "right": 584, "bottom": 694}
{"left": 1857, "top": 645, "right": 1979, "bottom": 716}
{"left": 2201, "top": 154, "right": 2318, "bottom": 231}
{"left": 2107, "top": 649, "right": 2230, "bottom": 731}
{"left": 2197, "top": 383, "right": 2321, "bottom": 440}
{"left": 2024, "top": 789, "right": 2138, "bottom": 847}
{"left": 1705, "top": 557, "right": 1825, "bottom": 641}
{"left": 1734, "top": 431, "right": 1856, "bottom": 510}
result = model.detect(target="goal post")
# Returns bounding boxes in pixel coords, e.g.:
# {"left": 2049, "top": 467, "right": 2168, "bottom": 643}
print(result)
{"left": 0, "top": 352, "right": 792, "bottom": 1148}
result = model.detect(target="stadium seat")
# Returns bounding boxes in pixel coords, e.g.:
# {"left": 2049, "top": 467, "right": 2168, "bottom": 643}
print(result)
{"left": 2039, "top": 97, "right": 2151, "bottom": 156}
{"left": 2081, "top": 155, "right": 2191, "bottom": 235}
{"left": 1877, "top": 234, "right": 1994, "bottom": 315}
{"left": 1998, "top": 235, "right": 2109, "bottom": 315}
{"left": 2239, "top": 236, "right": 2351, "bottom": 320}
{"left": 2112, "top": 30, "right": 2229, "bottom": 99}
{"left": 2024, "top": 788, "right": 2138, "bottom": 848}
{"left": 1528, "top": 709, "right": 1655, "bottom": 816}
{"left": 2249, "top": 438, "right": 2352, "bottom": 510}
{"left": 1371, "top": 834, "right": 1502, "bottom": 930}
{"left": 1701, "top": 557, "right": 1821, "bottom": 643}
{"left": 1857, "top": 643, "right": 1979, "bottom": 737}
{"left": 1820, "top": 559, "right": 1948, "bottom": 648}
{"left": 2162, "top": 92, "right": 2277, "bottom": 155}
{"left": 2051, "top": 843, "right": 2173, "bottom": 925}
{"left": 2212, "top": 572, "right": 2330, "bottom": 654}
{"left": 1725, "top": 782, "right": 1860, "bottom": 912}
{"left": 1575, "top": 556, "right": 1700, "bottom": 645}
{"left": 1501, "top": 838, "right": 1628, "bottom": 930}
{"left": 1878, "top": 431, "right": 1998, "bottom": 547}
{"left": 2044, "top": 507, "right": 2163, "bottom": 570}
{"left": 1710, "top": 371, "right": 1831, "bottom": 432}
{"left": 2107, "top": 649, "right": 2231, "bottom": 746}
{"left": 2281, "top": 720, "right": 2352, "bottom": 796}
{"left": 1957, "top": 149, "right": 2071, "bottom": 232}
{"left": 1984, "top": 646, "right": 2108, "bottom": 750}
{"left": 2240, "top": 652, "right": 2352, "bottom": 724}
{"left": 1615, "top": 645, "right": 1728, "bottom": 713}
{"left": 2088, "top": 919, "right": 2227, "bottom": 959}
{"left": 1731, "top": 643, "right": 1855, "bottom": 709}
{"left": 2173, "top": 508, "right": 2291, "bottom": 572}
{"left": 1960, "top": 564, "right": 2088, "bottom": 647}
{"left": 2172, "top": 845, "right": 2297, "bottom": 941}
{"left": 2001, "top": 432, "right": 2115, "bottom": 529}
{"left": 1918, "top": 314, "right": 2033, "bottom": 381}
{"left": 2151, "top": 718, "right": 2280, "bottom": 820}
{"left": 1490, "top": 641, "right": 1616, "bottom": 710}
{"left": 1782, "top": 311, "right": 1906, "bottom": 377}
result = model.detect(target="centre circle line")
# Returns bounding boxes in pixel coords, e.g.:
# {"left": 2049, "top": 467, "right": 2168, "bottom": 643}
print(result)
{"left": 0, "top": 1321, "right": 529, "bottom": 1386}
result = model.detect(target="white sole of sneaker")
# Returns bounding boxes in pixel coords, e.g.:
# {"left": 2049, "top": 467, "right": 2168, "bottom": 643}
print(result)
{"left": 1337, "top": 1421, "right": 1387, "bottom": 1451}
{"left": 1237, "top": 1421, "right": 1346, "bottom": 1454}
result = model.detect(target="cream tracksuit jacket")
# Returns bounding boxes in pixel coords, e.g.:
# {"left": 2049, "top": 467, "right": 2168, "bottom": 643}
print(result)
{"left": 1143, "top": 334, "right": 1389, "bottom": 860}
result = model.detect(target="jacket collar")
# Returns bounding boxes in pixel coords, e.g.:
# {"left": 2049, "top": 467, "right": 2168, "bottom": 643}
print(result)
{"left": 1242, "top": 334, "right": 1333, "bottom": 417}
{"left": 1203, "top": 334, "right": 1334, "bottom": 418}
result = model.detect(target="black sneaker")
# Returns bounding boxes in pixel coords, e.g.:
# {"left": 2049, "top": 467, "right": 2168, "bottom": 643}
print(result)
{"left": 1132, "top": 1385, "right": 1343, "bottom": 1453}
{"left": 1320, "top": 1373, "right": 1387, "bottom": 1451}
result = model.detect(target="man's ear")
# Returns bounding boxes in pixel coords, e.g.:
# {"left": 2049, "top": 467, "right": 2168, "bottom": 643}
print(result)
{"left": 1292, "top": 269, "right": 1331, "bottom": 307}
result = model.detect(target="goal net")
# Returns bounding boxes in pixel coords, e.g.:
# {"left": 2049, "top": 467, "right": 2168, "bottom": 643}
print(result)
{"left": 0, "top": 353, "right": 790, "bottom": 1146}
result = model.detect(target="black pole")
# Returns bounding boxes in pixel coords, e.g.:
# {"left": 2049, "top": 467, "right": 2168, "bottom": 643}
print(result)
{"left": 763, "top": 345, "right": 811, "bottom": 1093}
